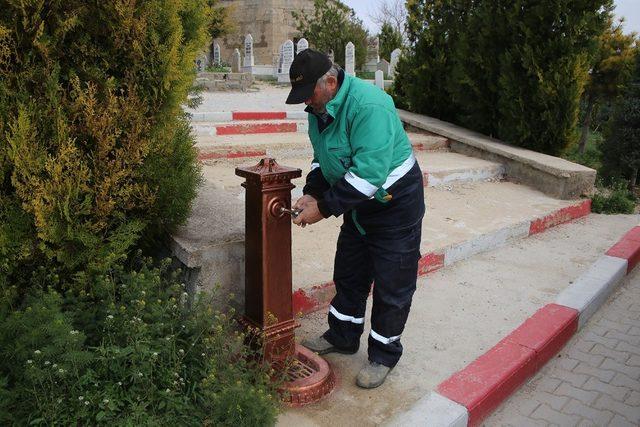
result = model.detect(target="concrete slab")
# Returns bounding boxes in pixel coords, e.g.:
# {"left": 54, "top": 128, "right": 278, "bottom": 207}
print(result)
{"left": 278, "top": 214, "right": 639, "bottom": 427}
{"left": 384, "top": 392, "right": 468, "bottom": 427}
{"left": 398, "top": 110, "right": 596, "bottom": 199}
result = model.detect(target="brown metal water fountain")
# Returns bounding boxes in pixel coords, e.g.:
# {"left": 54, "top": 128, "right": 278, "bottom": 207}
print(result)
{"left": 235, "top": 158, "right": 335, "bottom": 406}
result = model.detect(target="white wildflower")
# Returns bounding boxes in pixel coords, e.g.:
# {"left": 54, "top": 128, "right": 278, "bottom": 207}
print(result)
{"left": 26, "top": 360, "right": 33, "bottom": 364}
{"left": 117, "top": 382, "right": 122, "bottom": 386}
{"left": 103, "top": 399, "right": 109, "bottom": 404}
{"left": 152, "top": 352, "right": 158, "bottom": 357}
{"left": 137, "top": 372, "right": 143, "bottom": 377}
{"left": 44, "top": 361, "right": 51, "bottom": 366}
{"left": 34, "top": 350, "right": 41, "bottom": 355}
{"left": 52, "top": 364, "right": 57, "bottom": 368}
{"left": 178, "top": 349, "right": 184, "bottom": 355}
{"left": 69, "top": 330, "right": 79, "bottom": 335}
{"left": 166, "top": 388, "right": 171, "bottom": 393}
{"left": 107, "top": 315, "right": 114, "bottom": 320}
{"left": 79, "top": 396, "right": 84, "bottom": 401}
{"left": 58, "top": 368, "right": 65, "bottom": 374}
{"left": 84, "top": 401, "right": 89, "bottom": 406}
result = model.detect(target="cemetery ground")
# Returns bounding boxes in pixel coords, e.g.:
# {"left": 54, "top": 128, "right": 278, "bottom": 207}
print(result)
{"left": 181, "top": 84, "right": 640, "bottom": 426}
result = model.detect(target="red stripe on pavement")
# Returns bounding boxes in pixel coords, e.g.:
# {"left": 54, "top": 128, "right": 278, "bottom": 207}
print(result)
{"left": 529, "top": 199, "right": 591, "bottom": 235}
{"left": 504, "top": 304, "right": 578, "bottom": 370}
{"left": 606, "top": 226, "right": 640, "bottom": 273}
{"left": 418, "top": 252, "right": 444, "bottom": 275}
{"left": 292, "top": 282, "right": 336, "bottom": 316}
{"left": 437, "top": 340, "right": 537, "bottom": 426}
{"left": 216, "top": 122, "right": 298, "bottom": 135}
{"left": 197, "top": 149, "right": 266, "bottom": 161}
{"left": 232, "top": 111, "right": 287, "bottom": 121}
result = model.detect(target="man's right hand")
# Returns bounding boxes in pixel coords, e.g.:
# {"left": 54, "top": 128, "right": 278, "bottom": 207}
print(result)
{"left": 293, "top": 194, "right": 316, "bottom": 212}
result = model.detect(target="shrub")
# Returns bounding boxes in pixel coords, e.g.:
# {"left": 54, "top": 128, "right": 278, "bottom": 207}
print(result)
{"left": 591, "top": 181, "right": 636, "bottom": 214}
{"left": 0, "top": 0, "right": 206, "bottom": 287}
{"left": 0, "top": 257, "right": 281, "bottom": 426}
{"left": 394, "top": 0, "right": 612, "bottom": 156}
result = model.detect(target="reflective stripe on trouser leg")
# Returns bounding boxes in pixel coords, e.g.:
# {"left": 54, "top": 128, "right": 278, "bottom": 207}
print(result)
{"left": 324, "top": 222, "right": 373, "bottom": 351}
{"left": 367, "top": 223, "right": 422, "bottom": 368}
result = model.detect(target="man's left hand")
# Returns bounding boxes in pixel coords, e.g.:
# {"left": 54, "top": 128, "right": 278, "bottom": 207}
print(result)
{"left": 292, "top": 199, "right": 324, "bottom": 227}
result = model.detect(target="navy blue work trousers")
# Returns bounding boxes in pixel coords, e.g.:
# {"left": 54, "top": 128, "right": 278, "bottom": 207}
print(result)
{"left": 323, "top": 220, "right": 422, "bottom": 368}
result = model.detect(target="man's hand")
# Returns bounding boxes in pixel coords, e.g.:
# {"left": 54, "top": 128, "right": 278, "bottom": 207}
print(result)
{"left": 292, "top": 196, "right": 324, "bottom": 227}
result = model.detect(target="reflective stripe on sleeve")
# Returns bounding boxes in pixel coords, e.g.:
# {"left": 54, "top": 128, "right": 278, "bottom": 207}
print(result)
{"left": 370, "top": 329, "right": 401, "bottom": 344}
{"left": 345, "top": 171, "right": 378, "bottom": 197}
{"left": 311, "top": 162, "right": 320, "bottom": 171}
{"left": 382, "top": 153, "right": 416, "bottom": 190}
{"left": 329, "top": 305, "right": 365, "bottom": 324}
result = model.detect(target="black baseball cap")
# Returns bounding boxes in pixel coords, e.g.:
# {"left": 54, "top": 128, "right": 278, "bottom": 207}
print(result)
{"left": 285, "top": 48, "right": 332, "bottom": 104}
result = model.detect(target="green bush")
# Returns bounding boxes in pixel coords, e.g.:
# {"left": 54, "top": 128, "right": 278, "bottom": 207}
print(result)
{"left": 0, "top": 257, "right": 281, "bottom": 426}
{"left": 591, "top": 181, "right": 636, "bottom": 214}
{"left": 562, "top": 132, "right": 603, "bottom": 170}
{"left": 394, "top": 0, "right": 612, "bottom": 156}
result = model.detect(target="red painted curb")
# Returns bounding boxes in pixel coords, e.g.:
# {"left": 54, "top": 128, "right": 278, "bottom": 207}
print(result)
{"left": 437, "top": 340, "right": 537, "bottom": 426}
{"left": 529, "top": 199, "right": 591, "bottom": 235}
{"left": 197, "top": 149, "right": 267, "bottom": 161}
{"left": 216, "top": 122, "right": 298, "bottom": 135}
{"left": 292, "top": 282, "right": 336, "bottom": 315}
{"left": 232, "top": 111, "right": 287, "bottom": 121}
{"left": 606, "top": 226, "right": 640, "bottom": 273}
{"left": 503, "top": 304, "right": 578, "bottom": 370}
{"left": 436, "top": 304, "right": 578, "bottom": 426}
{"left": 418, "top": 252, "right": 444, "bottom": 275}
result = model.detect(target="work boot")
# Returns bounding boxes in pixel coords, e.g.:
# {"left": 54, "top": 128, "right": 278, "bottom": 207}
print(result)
{"left": 301, "top": 335, "right": 358, "bottom": 355}
{"left": 356, "top": 360, "right": 392, "bottom": 389}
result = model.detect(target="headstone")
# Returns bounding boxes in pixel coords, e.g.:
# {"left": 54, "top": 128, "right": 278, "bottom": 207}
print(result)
{"left": 195, "top": 53, "right": 208, "bottom": 72}
{"left": 377, "top": 59, "right": 390, "bottom": 77}
{"left": 345, "top": 42, "right": 355, "bottom": 76}
{"left": 297, "top": 38, "right": 309, "bottom": 54}
{"left": 374, "top": 70, "right": 384, "bottom": 89}
{"left": 282, "top": 40, "right": 294, "bottom": 74}
{"left": 390, "top": 48, "right": 401, "bottom": 78}
{"left": 364, "top": 37, "right": 380, "bottom": 73}
{"left": 277, "top": 43, "right": 284, "bottom": 74}
{"left": 328, "top": 49, "right": 335, "bottom": 64}
{"left": 243, "top": 34, "right": 254, "bottom": 68}
{"left": 213, "top": 43, "right": 221, "bottom": 66}
{"left": 232, "top": 48, "right": 241, "bottom": 73}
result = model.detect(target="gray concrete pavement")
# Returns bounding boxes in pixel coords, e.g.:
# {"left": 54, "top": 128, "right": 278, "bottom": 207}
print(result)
{"left": 486, "top": 266, "right": 640, "bottom": 426}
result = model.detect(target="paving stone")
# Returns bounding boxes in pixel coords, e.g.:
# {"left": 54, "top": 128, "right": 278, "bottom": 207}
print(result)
{"left": 581, "top": 331, "right": 619, "bottom": 348}
{"left": 601, "top": 358, "right": 640, "bottom": 380}
{"left": 555, "top": 382, "right": 599, "bottom": 406}
{"left": 573, "top": 340, "right": 595, "bottom": 354}
{"left": 606, "top": 330, "right": 640, "bottom": 347}
{"left": 610, "top": 372, "right": 640, "bottom": 389}
{"left": 535, "top": 376, "right": 562, "bottom": 394}
{"left": 609, "top": 415, "right": 636, "bottom": 427}
{"left": 600, "top": 318, "right": 631, "bottom": 334}
{"left": 593, "top": 395, "right": 640, "bottom": 424}
{"left": 582, "top": 377, "right": 628, "bottom": 401}
{"left": 557, "top": 357, "right": 580, "bottom": 371}
{"left": 563, "top": 399, "right": 614, "bottom": 426}
{"left": 566, "top": 349, "right": 604, "bottom": 368}
{"left": 615, "top": 341, "right": 640, "bottom": 357}
{"left": 624, "top": 390, "right": 640, "bottom": 407}
{"left": 628, "top": 326, "right": 640, "bottom": 336}
{"left": 573, "top": 362, "right": 616, "bottom": 383}
{"left": 629, "top": 303, "right": 640, "bottom": 312}
{"left": 590, "top": 343, "right": 630, "bottom": 364}
{"left": 496, "top": 414, "right": 549, "bottom": 427}
{"left": 530, "top": 403, "right": 581, "bottom": 426}
{"left": 548, "top": 371, "right": 590, "bottom": 388}
{"left": 533, "top": 391, "right": 569, "bottom": 411}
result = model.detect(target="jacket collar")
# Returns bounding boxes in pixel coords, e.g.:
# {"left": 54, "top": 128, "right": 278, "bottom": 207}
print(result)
{"left": 304, "top": 69, "right": 349, "bottom": 119}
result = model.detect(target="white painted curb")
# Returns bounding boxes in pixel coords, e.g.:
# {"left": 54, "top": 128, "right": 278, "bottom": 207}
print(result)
{"left": 555, "top": 255, "right": 628, "bottom": 329}
{"left": 286, "top": 111, "right": 307, "bottom": 120}
{"left": 385, "top": 392, "right": 468, "bottom": 427}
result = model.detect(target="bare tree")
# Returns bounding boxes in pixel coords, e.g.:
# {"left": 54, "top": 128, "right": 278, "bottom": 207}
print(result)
{"left": 369, "top": 0, "right": 407, "bottom": 39}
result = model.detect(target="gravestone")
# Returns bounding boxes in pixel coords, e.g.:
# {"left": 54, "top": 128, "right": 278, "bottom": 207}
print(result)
{"left": 297, "top": 38, "right": 309, "bottom": 54}
{"left": 377, "top": 59, "right": 390, "bottom": 77}
{"left": 364, "top": 37, "right": 380, "bottom": 72}
{"left": 213, "top": 43, "right": 221, "bottom": 66}
{"left": 375, "top": 70, "right": 384, "bottom": 89}
{"left": 390, "top": 48, "right": 401, "bottom": 78}
{"left": 195, "top": 53, "right": 208, "bottom": 72}
{"left": 345, "top": 42, "right": 355, "bottom": 76}
{"left": 277, "top": 43, "right": 284, "bottom": 74}
{"left": 232, "top": 48, "right": 241, "bottom": 72}
{"left": 282, "top": 40, "right": 295, "bottom": 74}
{"left": 243, "top": 34, "right": 254, "bottom": 68}
{"left": 328, "top": 49, "right": 335, "bottom": 64}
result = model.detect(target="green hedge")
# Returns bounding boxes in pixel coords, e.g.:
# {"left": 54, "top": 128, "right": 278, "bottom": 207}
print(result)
{"left": 393, "top": 0, "right": 612, "bottom": 156}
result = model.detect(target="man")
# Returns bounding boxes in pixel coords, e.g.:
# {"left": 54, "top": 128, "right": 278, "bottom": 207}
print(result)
{"left": 286, "top": 49, "right": 425, "bottom": 389}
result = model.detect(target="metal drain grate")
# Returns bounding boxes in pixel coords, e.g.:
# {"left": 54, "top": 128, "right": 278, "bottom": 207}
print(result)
{"left": 286, "top": 358, "right": 316, "bottom": 381}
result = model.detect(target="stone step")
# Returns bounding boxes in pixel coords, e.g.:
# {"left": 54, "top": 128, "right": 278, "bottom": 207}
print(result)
{"left": 169, "top": 172, "right": 591, "bottom": 315}
{"left": 200, "top": 151, "right": 505, "bottom": 194}
{"left": 194, "top": 132, "right": 450, "bottom": 161}
{"left": 192, "top": 119, "right": 308, "bottom": 137}
{"left": 189, "top": 110, "right": 307, "bottom": 122}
